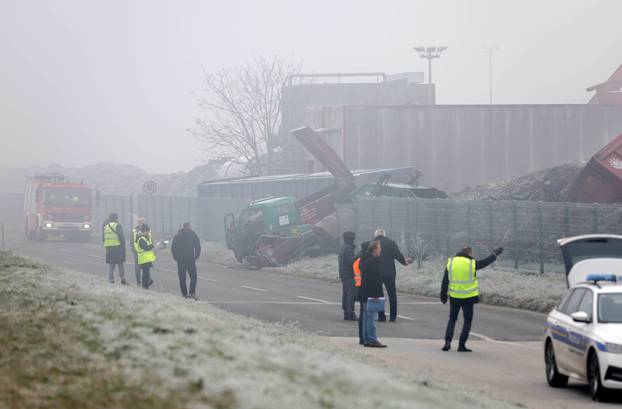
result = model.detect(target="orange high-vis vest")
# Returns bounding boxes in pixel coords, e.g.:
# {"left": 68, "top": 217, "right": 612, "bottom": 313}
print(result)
{"left": 353, "top": 257, "right": 362, "bottom": 287}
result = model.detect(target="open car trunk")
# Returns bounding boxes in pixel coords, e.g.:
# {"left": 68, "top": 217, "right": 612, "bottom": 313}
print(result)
{"left": 557, "top": 234, "right": 622, "bottom": 287}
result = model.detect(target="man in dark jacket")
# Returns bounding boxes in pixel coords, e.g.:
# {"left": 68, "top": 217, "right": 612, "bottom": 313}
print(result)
{"left": 441, "top": 245, "right": 503, "bottom": 352}
{"left": 338, "top": 231, "right": 357, "bottom": 320}
{"left": 374, "top": 229, "right": 409, "bottom": 322}
{"left": 359, "top": 240, "right": 387, "bottom": 348}
{"left": 102, "top": 213, "right": 127, "bottom": 285}
{"left": 171, "top": 222, "right": 202, "bottom": 299}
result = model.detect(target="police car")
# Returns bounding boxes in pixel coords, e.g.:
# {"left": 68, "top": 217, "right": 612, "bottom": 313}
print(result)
{"left": 544, "top": 234, "right": 622, "bottom": 401}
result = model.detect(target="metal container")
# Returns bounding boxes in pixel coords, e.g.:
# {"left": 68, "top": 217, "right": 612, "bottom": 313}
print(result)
{"left": 567, "top": 132, "right": 622, "bottom": 203}
{"left": 198, "top": 167, "right": 420, "bottom": 200}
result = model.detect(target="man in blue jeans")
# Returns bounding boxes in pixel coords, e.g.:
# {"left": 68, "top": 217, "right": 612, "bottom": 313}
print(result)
{"left": 359, "top": 240, "right": 387, "bottom": 348}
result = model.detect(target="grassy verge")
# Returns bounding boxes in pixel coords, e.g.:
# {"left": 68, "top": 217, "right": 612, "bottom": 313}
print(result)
{"left": 0, "top": 252, "right": 194, "bottom": 409}
{"left": 0, "top": 251, "right": 514, "bottom": 409}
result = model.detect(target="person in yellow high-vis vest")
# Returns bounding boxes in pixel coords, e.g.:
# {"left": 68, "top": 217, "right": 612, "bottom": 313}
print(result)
{"left": 441, "top": 245, "right": 503, "bottom": 352}
{"left": 131, "top": 218, "right": 147, "bottom": 286}
{"left": 135, "top": 224, "right": 156, "bottom": 289}
{"left": 102, "top": 213, "right": 127, "bottom": 284}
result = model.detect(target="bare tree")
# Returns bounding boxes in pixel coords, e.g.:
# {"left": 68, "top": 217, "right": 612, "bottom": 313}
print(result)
{"left": 190, "top": 56, "right": 300, "bottom": 176}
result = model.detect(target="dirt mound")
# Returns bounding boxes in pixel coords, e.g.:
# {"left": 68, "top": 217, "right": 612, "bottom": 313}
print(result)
{"left": 453, "top": 163, "right": 584, "bottom": 202}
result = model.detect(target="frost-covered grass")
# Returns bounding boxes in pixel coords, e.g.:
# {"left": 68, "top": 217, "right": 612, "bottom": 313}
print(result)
{"left": 0, "top": 251, "right": 513, "bottom": 409}
{"left": 275, "top": 256, "right": 566, "bottom": 313}
{"left": 203, "top": 242, "right": 566, "bottom": 313}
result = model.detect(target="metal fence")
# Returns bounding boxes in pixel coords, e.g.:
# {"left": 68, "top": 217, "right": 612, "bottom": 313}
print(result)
{"left": 95, "top": 194, "right": 248, "bottom": 241}
{"left": 82, "top": 194, "right": 622, "bottom": 273}
{"left": 349, "top": 197, "right": 622, "bottom": 273}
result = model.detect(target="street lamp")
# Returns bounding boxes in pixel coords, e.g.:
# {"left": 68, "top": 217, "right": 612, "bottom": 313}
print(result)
{"left": 481, "top": 45, "right": 500, "bottom": 104}
{"left": 413, "top": 46, "right": 447, "bottom": 104}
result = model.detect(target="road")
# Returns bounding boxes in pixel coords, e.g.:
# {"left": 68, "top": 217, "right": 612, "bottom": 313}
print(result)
{"left": 3, "top": 227, "right": 619, "bottom": 408}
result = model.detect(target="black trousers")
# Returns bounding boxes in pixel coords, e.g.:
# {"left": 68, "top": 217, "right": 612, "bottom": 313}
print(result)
{"left": 444, "top": 298, "right": 475, "bottom": 346}
{"left": 341, "top": 278, "right": 356, "bottom": 319}
{"left": 140, "top": 265, "right": 151, "bottom": 289}
{"left": 378, "top": 275, "right": 397, "bottom": 321}
{"left": 177, "top": 260, "right": 198, "bottom": 297}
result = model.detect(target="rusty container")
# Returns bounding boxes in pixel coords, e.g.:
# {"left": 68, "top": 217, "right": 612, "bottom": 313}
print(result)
{"left": 567, "top": 132, "right": 622, "bottom": 203}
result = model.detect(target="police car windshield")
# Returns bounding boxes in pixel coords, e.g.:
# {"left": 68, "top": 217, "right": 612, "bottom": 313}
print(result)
{"left": 44, "top": 188, "right": 91, "bottom": 207}
{"left": 598, "top": 293, "right": 622, "bottom": 323}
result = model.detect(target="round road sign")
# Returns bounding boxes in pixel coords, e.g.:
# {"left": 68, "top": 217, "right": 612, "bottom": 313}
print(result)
{"left": 143, "top": 180, "right": 158, "bottom": 195}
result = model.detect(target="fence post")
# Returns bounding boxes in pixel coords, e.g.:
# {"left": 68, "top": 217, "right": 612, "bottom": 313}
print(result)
{"left": 513, "top": 201, "right": 518, "bottom": 269}
{"left": 488, "top": 200, "right": 494, "bottom": 248}
{"left": 563, "top": 202, "right": 570, "bottom": 237}
{"left": 466, "top": 201, "right": 472, "bottom": 240}
{"left": 169, "top": 195, "right": 174, "bottom": 237}
{"left": 434, "top": 199, "right": 440, "bottom": 253}
{"left": 538, "top": 202, "right": 544, "bottom": 274}
{"left": 593, "top": 204, "right": 599, "bottom": 233}
{"left": 445, "top": 201, "right": 452, "bottom": 257}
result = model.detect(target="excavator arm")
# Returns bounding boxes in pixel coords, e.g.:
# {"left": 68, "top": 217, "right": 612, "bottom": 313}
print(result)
{"left": 290, "top": 127, "right": 356, "bottom": 225}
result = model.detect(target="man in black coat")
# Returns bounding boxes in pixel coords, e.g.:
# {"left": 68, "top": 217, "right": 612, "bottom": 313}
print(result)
{"left": 171, "top": 222, "right": 202, "bottom": 299}
{"left": 338, "top": 231, "right": 357, "bottom": 320}
{"left": 373, "top": 229, "right": 409, "bottom": 322}
{"left": 441, "top": 245, "right": 503, "bottom": 352}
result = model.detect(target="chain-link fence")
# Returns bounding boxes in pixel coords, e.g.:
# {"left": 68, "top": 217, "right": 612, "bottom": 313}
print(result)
{"left": 348, "top": 197, "right": 622, "bottom": 273}
{"left": 95, "top": 194, "right": 249, "bottom": 242}
{"left": 91, "top": 194, "right": 622, "bottom": 273}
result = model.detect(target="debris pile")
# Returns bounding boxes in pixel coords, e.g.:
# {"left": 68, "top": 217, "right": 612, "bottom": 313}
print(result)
{"left": 453, "top": 163, "right": 584, "bottom": 202}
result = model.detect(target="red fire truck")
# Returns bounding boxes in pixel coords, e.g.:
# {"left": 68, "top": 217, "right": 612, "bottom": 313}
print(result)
{"left": 24, "top": 173, "right": 99, "bottom": 241}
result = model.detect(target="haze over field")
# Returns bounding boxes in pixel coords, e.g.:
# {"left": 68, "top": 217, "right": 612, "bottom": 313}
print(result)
{"left": 1, "top": 0, "right": 621, "bottom": 173}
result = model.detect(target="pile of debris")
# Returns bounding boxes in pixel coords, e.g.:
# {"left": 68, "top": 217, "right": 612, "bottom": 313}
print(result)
{"left": 453, "top": 163, "right": 585, "bottom": 202}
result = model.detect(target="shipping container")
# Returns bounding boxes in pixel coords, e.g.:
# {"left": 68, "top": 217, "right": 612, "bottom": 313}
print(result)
{"left": 197, "top": 167, "right": 420, "bottom": 200}
{"left": 567, "top": 132, "right": 622, "bottom": 203}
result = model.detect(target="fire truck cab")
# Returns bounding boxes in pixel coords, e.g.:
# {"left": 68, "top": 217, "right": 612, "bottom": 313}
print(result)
{"left": 24, "top": 173, "right": 99, "bottom": 242}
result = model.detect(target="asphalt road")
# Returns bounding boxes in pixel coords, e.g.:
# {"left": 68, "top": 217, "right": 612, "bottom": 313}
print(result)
{"left": 3, "top": 227, "right": 543, "bottom": 341}
{"left": 5, "top": 227, "right": 620, "bottom": 407}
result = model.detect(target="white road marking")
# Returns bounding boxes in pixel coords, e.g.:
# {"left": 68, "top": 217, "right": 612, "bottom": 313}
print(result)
{"left": 471, "top": 332, "right": 520, "bottom": 346}
{"left": 240, "top": 285, "right": 266, "bottom": 292}
{"left": 396, "top": 314, "right": 416, "bottom": 321}
{"left": 158, "top": 267, "right": 219, "bottom": 282}
{"left": 87, "top": 254, "right": 104, "bottom": 259}
{"left": 297, "top": 296, "right": 333, "bottom": 304}
{"left": 209, "top": 301, "right": 333, "bottom": 305}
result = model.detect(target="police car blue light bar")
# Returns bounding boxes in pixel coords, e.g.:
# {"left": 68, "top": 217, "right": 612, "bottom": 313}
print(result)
{"left": 585, "top": 274, "right": 617, "bottom": 283}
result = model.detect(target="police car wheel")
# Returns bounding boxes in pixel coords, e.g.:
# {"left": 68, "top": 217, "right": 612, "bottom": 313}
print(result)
{"left": 588, "top": 351, "right": 608, "bottom": 401}
{"left": 545, "top": 339, "right": 568, "bottom": 387}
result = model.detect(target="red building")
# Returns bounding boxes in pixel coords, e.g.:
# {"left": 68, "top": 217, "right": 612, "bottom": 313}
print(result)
{"left": 588, "top": 64, "right": 622, "bottom": 104}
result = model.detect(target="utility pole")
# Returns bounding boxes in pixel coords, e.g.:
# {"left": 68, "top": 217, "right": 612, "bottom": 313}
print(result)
{"left": 481, "top": 46, "right": 500, "bottom": 104}
{"left": 413, "top": 46, "right": 448, "bottom": 104}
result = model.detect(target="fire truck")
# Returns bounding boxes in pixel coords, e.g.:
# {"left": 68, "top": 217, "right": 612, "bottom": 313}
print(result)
{"left": 24, "top": 173, "right": 99, "bottom": 241}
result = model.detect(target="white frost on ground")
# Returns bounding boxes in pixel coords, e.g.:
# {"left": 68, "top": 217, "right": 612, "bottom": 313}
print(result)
{"left": 204, "top": 241, "right": 566, "bottom": 313}
{"left": 21, "top": 266, "right": 514, "bottom": 409}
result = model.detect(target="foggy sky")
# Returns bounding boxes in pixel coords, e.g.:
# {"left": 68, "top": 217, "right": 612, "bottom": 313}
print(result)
{"left": 1, "top": 0, "right": 621, "bottom": 173}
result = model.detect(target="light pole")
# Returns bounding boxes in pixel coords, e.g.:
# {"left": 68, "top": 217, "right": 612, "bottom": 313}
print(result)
{"left": 414, "top": 46, "right": 448, "bottom": 104}
{"left": 481, "top": 45, "right": 500, "bottom": 104}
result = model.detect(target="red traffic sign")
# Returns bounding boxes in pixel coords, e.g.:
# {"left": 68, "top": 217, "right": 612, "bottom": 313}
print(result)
{"left": 143, "top": 180, "right": 158, "bottom": 195}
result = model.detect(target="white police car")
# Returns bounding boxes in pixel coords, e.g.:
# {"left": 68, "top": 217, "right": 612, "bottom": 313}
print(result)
{"left": 544, "top": 234, "right": 622, "bottom": 401}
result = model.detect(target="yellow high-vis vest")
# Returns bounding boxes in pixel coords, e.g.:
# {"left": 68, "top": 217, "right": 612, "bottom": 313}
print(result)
{"left": 136, "top": 236, "right": 156, "bottom": 265}
{"left": 103, "top": 222, "right": 121, "bottom": 247}
{"left": 446, "top": 256, "right": 479, "bottom": 299}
